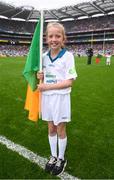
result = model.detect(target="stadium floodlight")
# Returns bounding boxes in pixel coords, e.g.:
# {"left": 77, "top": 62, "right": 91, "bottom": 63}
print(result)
{"left": 78, "top": 16, "right": 88, "bottom": 19}
{"left": 92, "top": 13, "right": 104, "bottom": 17}
{"left": 45, "top": 19, "right": 59, "bottom": 22}
{"left": 0, "top": 15, "right": 8, "bottom": 19}
{"left": 28, "top": 19, "right": 38, "bottom": 22}
{"left": 61, "top": 18, "right": 74, "bottom": 21}
{"left": 11, "top": 17, "right": 26, "bottom": 21}
{"left": 108, "top": 11, "right": 114, "bottom": 15}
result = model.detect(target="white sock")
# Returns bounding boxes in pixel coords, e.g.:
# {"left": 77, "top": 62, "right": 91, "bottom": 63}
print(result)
{"left": 48, "top": 134, "right": 57, "bottom": 158}
{"left": 58, "top": 137, "right": 67, "bottom": 160}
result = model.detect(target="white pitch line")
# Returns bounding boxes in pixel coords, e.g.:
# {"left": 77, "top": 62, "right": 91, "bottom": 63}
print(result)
{"left": 0, "top": 135, "right": 79, "bottom": 180}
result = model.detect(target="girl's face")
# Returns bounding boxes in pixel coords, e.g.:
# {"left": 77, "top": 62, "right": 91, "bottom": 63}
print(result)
{"left": 46, "top": 26, "right": 64, "bottom": 51}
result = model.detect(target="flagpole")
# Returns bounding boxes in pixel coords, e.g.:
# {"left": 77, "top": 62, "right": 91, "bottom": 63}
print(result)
{"left": 39, "top": 10, "right": 44, "bottom": 119}
{"left": 40, "top": 10, "right": 44, "bottom": 71}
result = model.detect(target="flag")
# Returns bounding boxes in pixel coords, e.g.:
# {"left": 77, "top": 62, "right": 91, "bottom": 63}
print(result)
{"left": 24, "top": 85, "right": 40, "bottom": 121}
{"left": 23, "top": 19, "right": 41, "bottom": 91}
{"left": 23, "top": 15, "right": 43, "bottom": 121}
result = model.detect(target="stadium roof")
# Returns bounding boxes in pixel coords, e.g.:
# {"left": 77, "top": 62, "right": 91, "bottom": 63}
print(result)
{"left": 0, "top": 0, "right": 114, "bottom": 21}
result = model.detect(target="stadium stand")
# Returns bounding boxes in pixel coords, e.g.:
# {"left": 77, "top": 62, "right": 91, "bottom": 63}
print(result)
{"left": 0, "top": 0, "right": 114, "bottom": 56}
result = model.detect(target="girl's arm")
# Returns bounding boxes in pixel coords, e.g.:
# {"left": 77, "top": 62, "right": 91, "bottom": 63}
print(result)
{"left": 37, "top": 79, "right": 74, "bottom": 92}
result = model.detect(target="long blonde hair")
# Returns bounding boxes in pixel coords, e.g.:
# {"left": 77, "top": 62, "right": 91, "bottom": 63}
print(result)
{"left": 46, "top": 22, "right": 67, "bottom": 48}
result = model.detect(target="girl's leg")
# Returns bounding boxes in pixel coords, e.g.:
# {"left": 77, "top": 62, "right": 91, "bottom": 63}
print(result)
{"left": 57, "top": 122, "right": 67, "bottom": 160}
{"left": 51, "top": 122, "right": 67, "bottom": 176}
{"left": 48, "top": 121, "right": 57, "bottom": 158}
{"left": 45, "top": 122, "right": 57, "bottom": 172}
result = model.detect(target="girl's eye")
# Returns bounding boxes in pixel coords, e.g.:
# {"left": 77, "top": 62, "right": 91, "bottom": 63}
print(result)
{"left": 55, "top": 34, "right": 62, "bottom": 38}
{"left": 48, "top": 35, "right": 61, "bottom": 38}
{"left": 56, "top": 35, "right": 61, "bottom": 38}
{"left": 49, "top": 35, "right": 53, "bottom": 38}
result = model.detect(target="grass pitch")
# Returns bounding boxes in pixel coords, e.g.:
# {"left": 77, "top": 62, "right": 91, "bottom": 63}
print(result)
{"left": 0, "top": 56, "right": 114, "bottom": 179}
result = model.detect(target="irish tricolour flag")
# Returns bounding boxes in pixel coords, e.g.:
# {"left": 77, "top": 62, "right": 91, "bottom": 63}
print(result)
{"left": 23, "top": 11, "right": 43, "bottom": 121}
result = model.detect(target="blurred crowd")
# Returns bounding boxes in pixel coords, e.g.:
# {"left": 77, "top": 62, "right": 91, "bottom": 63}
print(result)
{"left": 0, "top": 43, "right": 114, "bottom": 57}
{"left": 0, "top": 14, "right": 114, "bottom": 57}
{"left": 63, "top": 15, "right": 114, "bottom": 33}
{"left": 0, "top": 45, "right": 28, "bottom": 57}
{"left": 0, "top": 15, "right": 114, "bottom": 33}
{"left": 68, "top": 43, "right": 114, "bottom": 56}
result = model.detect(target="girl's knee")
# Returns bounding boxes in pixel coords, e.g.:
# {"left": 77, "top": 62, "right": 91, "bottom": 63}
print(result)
{"left": 48, "top": 122, "right": 57, "bottom": 135}
{"left": 57, "top": 123, "right": 66, "bottom": 138}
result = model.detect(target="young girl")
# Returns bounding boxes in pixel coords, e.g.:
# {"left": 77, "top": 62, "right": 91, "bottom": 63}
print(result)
{"left": 37, "top": 22, "right": 77, "bottom": 176}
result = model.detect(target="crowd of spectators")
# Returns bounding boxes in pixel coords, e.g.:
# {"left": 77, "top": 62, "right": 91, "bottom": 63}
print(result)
{"left": 0, "top": 45, "right": 28, "bottom": 57}
{"left": 63, "top": 15, "right": 114, "bottom": 33}
{"left": 0, "top": 19, "right": 35, "bottom": 33}
{"left": 0, "top": 14, "right": 114, "bottom": 57}
{"left": 0, "top": 14, "right": 114, "bottom": 34}
{"left": 0, "top": 43, "right": 114, "bottom": 57}
{"left": 69, "top": 43, "right": 114, "bottom": 56}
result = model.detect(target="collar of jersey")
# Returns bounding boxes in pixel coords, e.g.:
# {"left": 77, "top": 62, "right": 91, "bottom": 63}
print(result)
{"left": 47, "top": 48, "right": 66, "bottom": 63}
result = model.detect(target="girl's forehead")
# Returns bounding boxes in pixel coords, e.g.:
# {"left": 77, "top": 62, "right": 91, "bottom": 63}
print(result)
{"left": 47, "top": 26, "right": 62, "bottom": 34}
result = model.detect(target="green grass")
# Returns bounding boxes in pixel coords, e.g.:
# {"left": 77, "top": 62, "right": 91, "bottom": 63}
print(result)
{"left": 0, "top": 56, "right": 114, "bottom": 179}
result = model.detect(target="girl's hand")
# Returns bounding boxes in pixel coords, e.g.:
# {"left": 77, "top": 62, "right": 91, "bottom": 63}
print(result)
{"left": 37, "top": 71, "right": 44, "bottom": 80}
{"left": 37, "top": 83, "right": 49, "bottom": 91}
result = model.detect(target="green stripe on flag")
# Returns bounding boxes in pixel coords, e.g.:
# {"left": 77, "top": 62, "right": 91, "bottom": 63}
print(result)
{"left": 23, "top": 19, "right": 41, "bottom": 91}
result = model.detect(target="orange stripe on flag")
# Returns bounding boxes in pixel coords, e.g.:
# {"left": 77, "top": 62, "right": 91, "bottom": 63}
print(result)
{"left": 24, "top": 85, "right": 40, "bottom": 122}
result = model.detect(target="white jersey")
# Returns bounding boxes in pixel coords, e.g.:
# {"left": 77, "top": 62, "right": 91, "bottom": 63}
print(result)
{"left": 42, "top": 49, "right": 77, "bottom": 95}
{"left": 106, "top": 54, "right": 111, "bottom": 62}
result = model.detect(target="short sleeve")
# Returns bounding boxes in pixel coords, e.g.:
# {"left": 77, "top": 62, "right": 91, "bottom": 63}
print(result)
{"left": 65, "top": 52, "right": 77, "bottom": 80}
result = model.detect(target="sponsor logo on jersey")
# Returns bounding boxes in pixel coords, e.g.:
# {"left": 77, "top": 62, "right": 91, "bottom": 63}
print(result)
{"left": 46, "top": 74, "right": 56, "bottom": 78}
{"left": 69, "top": 67, "right": 76, "bottom": 74}
{"left": 46, "top": 80, "right": 57, "bottom": 83}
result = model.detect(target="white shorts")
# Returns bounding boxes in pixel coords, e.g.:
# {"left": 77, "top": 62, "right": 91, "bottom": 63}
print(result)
{"left": 41, "top": 94, "right": 71, "bottom": 125}
{"left": 106, "top": 59, "right": 110, "bottom": 63}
